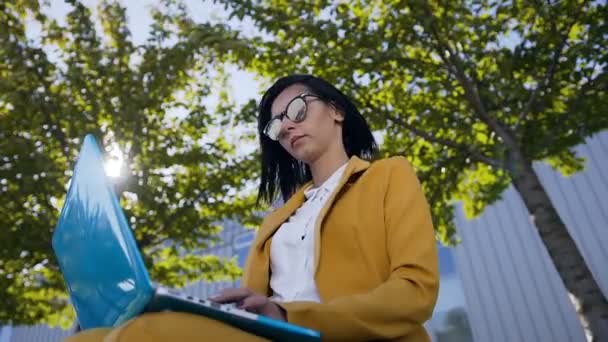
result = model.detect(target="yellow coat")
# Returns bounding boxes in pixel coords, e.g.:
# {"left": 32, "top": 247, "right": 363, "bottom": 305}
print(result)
{"left": 243, "top": 156, "right": 440, "bottom": 342}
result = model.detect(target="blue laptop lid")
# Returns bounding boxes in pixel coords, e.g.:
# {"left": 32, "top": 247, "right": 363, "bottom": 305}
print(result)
{"left": 52, "top": 134, "right": 154, "bottom": 329}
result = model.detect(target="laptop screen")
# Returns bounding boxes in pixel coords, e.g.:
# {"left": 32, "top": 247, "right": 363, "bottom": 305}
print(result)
{"left": 52, "top": 134, "right": 154, "bottom": 329}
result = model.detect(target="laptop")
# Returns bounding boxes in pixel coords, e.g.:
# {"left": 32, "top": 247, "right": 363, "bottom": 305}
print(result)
{"left": 52, "top": 134, "right": 320, "bottom": 341}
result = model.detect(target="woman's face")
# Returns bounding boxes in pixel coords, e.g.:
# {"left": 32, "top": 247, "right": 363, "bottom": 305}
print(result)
{"left": 269, "top": 84, "right": 344, "bottom": 164}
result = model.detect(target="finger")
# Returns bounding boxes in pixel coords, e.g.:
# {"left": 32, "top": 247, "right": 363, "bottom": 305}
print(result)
{"left": 239, "top": 295, "right": 268, "bottom": 312}
{"left": 210, "top": 288, "right": 244, "bottom": 303}
{"left": 210, "top": 288, "right": 252, "bottom": 303}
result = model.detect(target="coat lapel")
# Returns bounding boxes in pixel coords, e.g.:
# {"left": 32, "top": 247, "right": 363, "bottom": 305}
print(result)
{"left": 253, "top": 156, "right": 372, "bottom": 260}
{"left": 254, "top": 184, "right": 310, "bottom": 251}
{"left": 311, "top": 156, "right": 370, "bottom": 274}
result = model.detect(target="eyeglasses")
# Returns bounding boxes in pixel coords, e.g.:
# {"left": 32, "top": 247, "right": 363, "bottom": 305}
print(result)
{"left": 263, "top": 93, "right": 322, "bottom": 141}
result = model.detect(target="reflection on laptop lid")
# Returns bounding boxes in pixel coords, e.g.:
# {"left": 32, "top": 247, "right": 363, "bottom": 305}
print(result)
{"left": 52, "top": 134, "right": 154, "bottom": 329}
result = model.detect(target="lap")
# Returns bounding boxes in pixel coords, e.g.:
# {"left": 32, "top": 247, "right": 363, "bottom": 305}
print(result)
{"left": 65, "top": 312, "right": 270, "bottom": 342}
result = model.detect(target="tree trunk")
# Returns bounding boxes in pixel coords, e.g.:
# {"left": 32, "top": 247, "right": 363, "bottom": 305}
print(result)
{"left": 510, "top": 158, "right": 608, "bottom": 341}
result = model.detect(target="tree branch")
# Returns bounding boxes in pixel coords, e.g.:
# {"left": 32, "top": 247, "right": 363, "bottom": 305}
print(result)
{"left": 417, "top": 1, "right": 517, "bottom": 150}
{"left": 349, "top": 72, "right": 504, "bottom": 169}
{"left": 514, "top": 2, "right": 586, "bottom": 130}
{"left": 384, "top": 113, "right": 459, "bottom": 149}
{"left": 383, "top": 111, "right": 503, "bottom": 169}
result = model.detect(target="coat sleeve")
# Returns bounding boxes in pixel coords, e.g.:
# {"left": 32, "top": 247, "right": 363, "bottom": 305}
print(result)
{"left": 278, "top": 157, "right": 439, "bottom": 341}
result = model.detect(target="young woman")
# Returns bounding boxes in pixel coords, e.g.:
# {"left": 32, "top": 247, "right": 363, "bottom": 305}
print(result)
{"left": 69, "top": 75, "right": 439, "bottom": 342}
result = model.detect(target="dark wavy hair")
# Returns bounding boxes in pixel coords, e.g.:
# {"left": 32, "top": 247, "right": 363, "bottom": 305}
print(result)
{"left": 257, "top": 74, "right": 378, "bottom": 205}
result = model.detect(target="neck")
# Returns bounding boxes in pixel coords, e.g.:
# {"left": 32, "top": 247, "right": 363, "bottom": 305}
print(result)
{"left": 308, "top": 144, "right": 349, "bottom": 187}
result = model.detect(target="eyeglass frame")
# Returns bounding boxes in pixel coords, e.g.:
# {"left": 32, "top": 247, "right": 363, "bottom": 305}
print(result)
{"left": 263, "top": 93, "right": 324, "bottom": 141}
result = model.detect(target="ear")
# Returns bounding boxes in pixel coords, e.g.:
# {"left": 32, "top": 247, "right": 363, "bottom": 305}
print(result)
{"left": 330, "top": 105, "right": 345, "bottom": 122}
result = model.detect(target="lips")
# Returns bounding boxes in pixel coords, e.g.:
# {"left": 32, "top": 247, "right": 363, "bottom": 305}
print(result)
{"left": 290, "top": 135, "right": 305, "bottom": 147}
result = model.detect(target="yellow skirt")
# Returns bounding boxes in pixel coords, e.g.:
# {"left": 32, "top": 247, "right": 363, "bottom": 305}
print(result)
{"left": 65, "top": 312, "right": 269, "bottom": 342}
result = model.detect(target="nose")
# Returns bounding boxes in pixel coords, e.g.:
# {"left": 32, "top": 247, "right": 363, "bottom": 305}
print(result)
{"left": 280, "top": 117, "right": 296, "bottom": 136}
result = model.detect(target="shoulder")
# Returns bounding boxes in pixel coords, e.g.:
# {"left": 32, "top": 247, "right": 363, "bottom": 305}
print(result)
{"left": 363, "top": 156, "right": 421, "bottom": 191}
{"left": 367, "top": 156, "right": 416, "bottom": 176}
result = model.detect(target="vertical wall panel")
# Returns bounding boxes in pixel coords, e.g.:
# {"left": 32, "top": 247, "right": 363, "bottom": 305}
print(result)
{"left": 452, "top": 131, "right": 607, "bottom": 342}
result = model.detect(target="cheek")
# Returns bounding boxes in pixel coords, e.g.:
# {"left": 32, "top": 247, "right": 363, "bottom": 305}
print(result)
{"left": 310, "top": 113, "right": 337, "bottom": 138}
{"left": 302, "top": 109, "right": 328, "bottom": 133}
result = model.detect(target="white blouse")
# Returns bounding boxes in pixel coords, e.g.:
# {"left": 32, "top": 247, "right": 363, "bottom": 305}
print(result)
{"left": 269, "top": 163, "right": 348, "bottom": 303}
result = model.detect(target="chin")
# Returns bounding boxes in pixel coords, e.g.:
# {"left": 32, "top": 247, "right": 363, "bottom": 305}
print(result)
{"left": 292, "top": 149, "right": 319, "bottom": 165}
{"left": 285, "top": 140, "right": 320, "bottom": 164}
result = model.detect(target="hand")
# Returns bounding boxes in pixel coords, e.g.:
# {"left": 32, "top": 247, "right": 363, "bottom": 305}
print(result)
{"left": 210, "top": 288, "right": 286, "bottom": 321}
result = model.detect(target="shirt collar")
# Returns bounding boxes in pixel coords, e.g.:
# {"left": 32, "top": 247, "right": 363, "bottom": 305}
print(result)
{"left": 304, "top": 162, "right": 348, "bottom": 200}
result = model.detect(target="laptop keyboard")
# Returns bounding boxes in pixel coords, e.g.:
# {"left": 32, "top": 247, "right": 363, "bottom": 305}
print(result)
{"left": 157, "top": 287, "right": 257, "bottom": 320}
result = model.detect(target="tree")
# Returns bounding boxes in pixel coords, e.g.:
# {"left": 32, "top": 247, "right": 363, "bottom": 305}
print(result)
{"left": 0, "top": 0, "right": 258, "bottom": 327}
{"left": 213, "top": 0, "right": 608, "bottom": 339}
